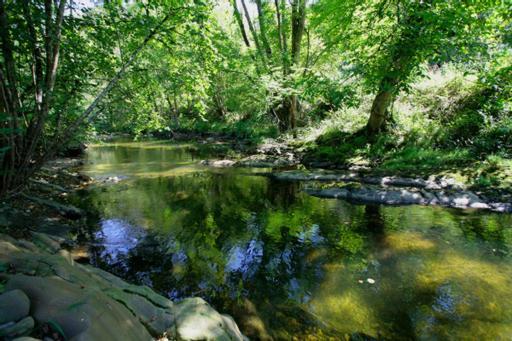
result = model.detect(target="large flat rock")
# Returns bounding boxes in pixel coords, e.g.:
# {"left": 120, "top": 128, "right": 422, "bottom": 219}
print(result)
{"left": 0, "top": 235, "right": 246, "bottom": 340}
{"left": 6, "top": 275, "right": 152, "bottom": 341}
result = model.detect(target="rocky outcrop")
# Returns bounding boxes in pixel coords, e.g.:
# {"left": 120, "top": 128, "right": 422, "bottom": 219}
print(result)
{"left": 306, "top": 186, "right": 511, "bottom": 212}
{"left": 269, "top": 171, "right": 512, "bottom": 212}
{"left": 0, "top": 289, "right": 30, "bottom": 325}
{"left": 0, "top": 233, "right": 246, "bottom": 341}
{"left": 269, "top": 170, "right": 465, "bottom": 190}
{"left": 200, "top": 139, "right": 299, "bottom": 169}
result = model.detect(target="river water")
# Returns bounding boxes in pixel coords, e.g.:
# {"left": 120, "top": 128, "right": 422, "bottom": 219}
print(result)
{"left": 76, "top": 140, "right": 512, "bottom": 340}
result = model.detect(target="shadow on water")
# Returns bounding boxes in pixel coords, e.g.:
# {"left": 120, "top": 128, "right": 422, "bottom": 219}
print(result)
{"left": 73, "top": 141, "right": 512, "bottom": 340}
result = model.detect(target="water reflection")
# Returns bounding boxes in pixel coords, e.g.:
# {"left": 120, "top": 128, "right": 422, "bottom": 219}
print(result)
{"left": 76, "top": 142, "right": 512, "bottom": 340}
{"left": 93, "top": 218, "right": 146, "bottom": 264}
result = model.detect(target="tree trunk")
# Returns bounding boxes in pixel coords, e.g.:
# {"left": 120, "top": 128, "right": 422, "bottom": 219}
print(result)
{"left": 240, "top": 0, "right": 267, "bottom": 68}
{"left": 278, "top": 0, "right": 289, "bottom": 74}
{"left": 365, "top": 6, "right": 426, "bottom": 137}
{"left": 366, "top": 88, "right": 394, "bottom": 136}
{"left": 254, "top": 0, "right": 272, "bottom": 58}
{"left": 1, "top": 3, "right": 175, "bottom": 195}
{"left": 283, "top": 0, "right": 305, "bottom": 133}
{"left": 231, "top": 0, "right": 251, "bottom": 48}
{"left": 290, "top": 0, "right": 305, "bottom": 66}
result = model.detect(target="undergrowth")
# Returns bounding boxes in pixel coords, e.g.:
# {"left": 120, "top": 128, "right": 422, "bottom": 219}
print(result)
{"left": 299, "top": 63, "right": 512, "bottom": 192}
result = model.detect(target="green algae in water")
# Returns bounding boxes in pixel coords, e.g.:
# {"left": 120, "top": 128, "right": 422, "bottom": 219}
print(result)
{"left": 75, "top": 141, "right": 512, "bottom": 340}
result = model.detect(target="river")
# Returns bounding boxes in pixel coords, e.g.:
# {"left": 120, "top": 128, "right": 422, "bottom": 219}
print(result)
{"left": 74, "top": 140, "right": 512, "bottom": 339}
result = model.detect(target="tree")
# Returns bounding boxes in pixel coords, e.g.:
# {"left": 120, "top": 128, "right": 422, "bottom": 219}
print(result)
{"left": 0, "top": 0, "right": 204, "bottom": 195}
{"left": 362, "top": 0, "right": 492, "bottom": 135}
{"left": 313, "top": 0, "right": 493, "bottom": 136}
{"left": 0, "top": 0, "right": 67, "bottom": 194}
{"left": 230, "top": 0, "right": 307, "bottom": 132}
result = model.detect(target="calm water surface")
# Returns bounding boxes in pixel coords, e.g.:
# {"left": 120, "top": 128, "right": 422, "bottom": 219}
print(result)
{"left": 76, "top": 140, "right": 512, "bottom": 340}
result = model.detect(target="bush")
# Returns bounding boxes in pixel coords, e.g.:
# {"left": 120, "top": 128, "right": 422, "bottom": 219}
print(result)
{"left": 474, "top": 118, "right": 512, "bottom": 157}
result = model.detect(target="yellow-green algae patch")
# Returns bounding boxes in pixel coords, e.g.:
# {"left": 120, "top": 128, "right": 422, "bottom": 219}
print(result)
{"left": 306, "top": 223, "right": 512, "bottom": 339}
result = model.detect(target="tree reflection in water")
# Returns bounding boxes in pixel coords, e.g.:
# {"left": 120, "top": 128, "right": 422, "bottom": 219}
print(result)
{"left": 76, "top": 142, "right": 512, "bottom": 340}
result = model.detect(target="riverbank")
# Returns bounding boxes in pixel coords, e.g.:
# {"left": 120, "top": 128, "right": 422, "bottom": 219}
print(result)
{"left": 0, "top": 232, "right": 245, "bottom": 340}
{"left": 5, "top": 138, "right": 511, "bottom": 340}
{"left": 0, "top": 156, "right": 246, "bottom": 341}
{"left": 195, "top": 136, "right": 512, "bottom": 212}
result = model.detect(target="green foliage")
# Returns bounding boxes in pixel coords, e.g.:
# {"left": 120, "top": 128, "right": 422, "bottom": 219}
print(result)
{"left": 1, "top": 0, "right": 510, "bottom": 193}
{"left": 304, "top": 62, "right": 512, "bottom": 190}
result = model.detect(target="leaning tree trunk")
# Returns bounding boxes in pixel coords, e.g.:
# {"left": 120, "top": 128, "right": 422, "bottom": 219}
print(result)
{"left": 231, "top": 0, "right": 251, "bottom": 48}
{"left": 365, "top": 6, "right": 425, "bottom": 137}
{"left": 240, "top": 0, "right": 267, "bottom": 68}
{"left": 366, "top": 88, "right": 394, "bottom": 136}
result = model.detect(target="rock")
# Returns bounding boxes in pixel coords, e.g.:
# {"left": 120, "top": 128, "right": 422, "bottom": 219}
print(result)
{"left": 69, "top": 246, "right": 90, "bottom": 263}
{"left": 121, "top": 285, "right": 174, "bottom": 311}
{"left": 489, "top": 203, "right": 512, "bottom": 213}
{"left": 57, "top": 249, "right": 75, "bottom": 266}
{"left": 269, "top": 170, "right": 470, "bottom": 191}
{"left": 200, "top": 159, "right": 236, "bottom": 168}
{"left": 104, "top": 288, "right": 174, "bottom": 336}
{"left": 31, "top": 232, "right": 62, "bottom": 253}
{"left": 237, "top": 154, "right": 298, "bottom": 168}
{"left": 6, "top": 275, "right": 153, "bottom": 341}
{"left": 171, "top": 297, "right": 246, "bottom": 341}
{"left": 306, "top": 161, "right": 335, "bottom": 169}
{"left": 0, "top": 289, "right": 31, "bottom": 324}
{"left": 21, "top": 194, "right": 84, "bottom": 220}
{"left": 305, "top": 185, "right": 511, "bottom": 213}
{"left": 15, "top": 240, "right": 41, "bottom": 253}
{"left": 306, "top": 187, "right": 426, "bottom": 205}
{"left": 29, "top": 179, "right": 69, "bottom": 193}
{"left": 12, "top": 337, "right": 42, "bottom": 341}
{"left": 0, "top": 239, "right": 247, "bottom": 341}
{"left": 255, "top": 140, "right": 292, "bottom": 156}
{"left": 0, "top": 316, "right": 34, "bottom": 338}
{"left": 95, "top": 175, "right": 129, "bottom": 184}
{"left": 452, "top": 192, "right": 486, "bottom": 208}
